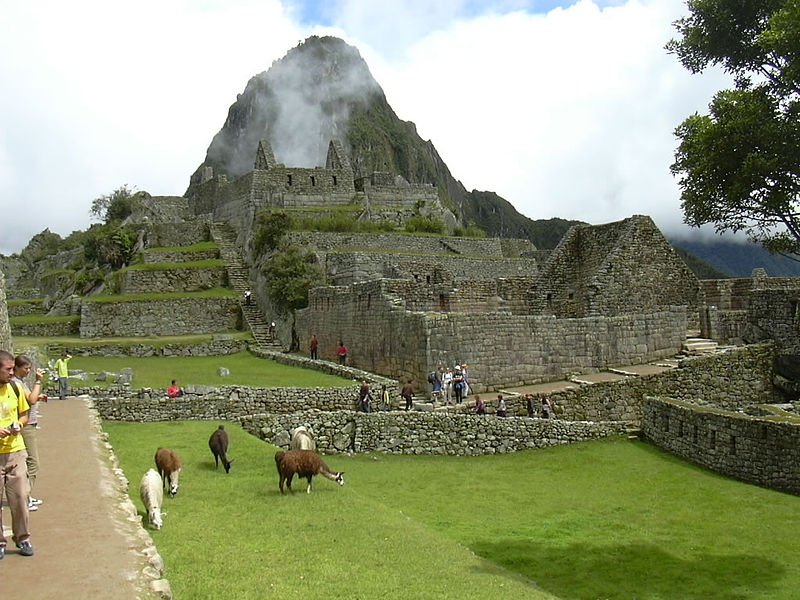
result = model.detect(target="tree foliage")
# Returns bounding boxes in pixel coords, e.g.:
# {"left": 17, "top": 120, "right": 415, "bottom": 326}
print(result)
{"left": 261, "top": 245, "right": 324, "bottom": 313}
{"left": 83, "top": 223, "right": 138, "bottom": 269}
{"left": 254, "top": 211, "right": 293, "bottom": 255}
{"left": 90, "top": 184, "right": 135, "bottom": 224}
{"left": 668, "top": 0, "right": 800, "bottom": 257}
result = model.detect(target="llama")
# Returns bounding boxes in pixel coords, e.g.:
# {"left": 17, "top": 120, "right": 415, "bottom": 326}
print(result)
{"left": 274, "top": 450, "right": 344, "bottom": 494}
{"left": 139, "top": 469, "right": 164, "bottom": 530}
{"left": 289, "top": 425, "right": 316, "bottom": 451}
{"left": 209, "top": 425, "right": 233, "bottom": 473}
{"left": 155, "top": 448, "right": 182, "bottom": 498}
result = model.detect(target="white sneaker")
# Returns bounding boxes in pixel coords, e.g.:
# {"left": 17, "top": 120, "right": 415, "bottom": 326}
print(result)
{"left": 27, "top": 503, "right": 38, "bottom": 512}
{"left": 29, "top": 497, "right": 43, "bottom": 506}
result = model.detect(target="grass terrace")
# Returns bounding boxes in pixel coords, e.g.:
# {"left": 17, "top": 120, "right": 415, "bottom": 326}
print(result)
{"left": 123, "top": 259, "right": 225, "bottom": 271}
{"left": 144, "top": 241, "right": 218, "bottom": 253}
{"left": 82, "top": 287, "right": 237, "bottom": 303}
{"left": 67, "top": 351, "right": 352, "bottom": 388}
{"left": 105, "top": 423, "right": 800, "bottom": 600}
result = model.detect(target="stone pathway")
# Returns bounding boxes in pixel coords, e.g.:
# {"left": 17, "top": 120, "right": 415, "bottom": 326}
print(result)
{"left": 1, "top": 397, "right": 163, "bottom": 599}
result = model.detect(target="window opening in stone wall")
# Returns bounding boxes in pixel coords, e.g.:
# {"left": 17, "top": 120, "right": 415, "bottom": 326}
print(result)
{"left": 761, "top": 425, "right": 768, "bottom": 440}
{"left": 568, "top": 292, "right": 574, "bottom": 300}
{"left": 709, "top": 429, "right": 716, "bottom": 449}
{"left": 332, "top": 175, "right": 337, "bottom": 186}
{"left": 677, "top": 421, "right": 683, "bottom": 437}
{"left": 367, "top": 294, "right": 371, "bottom": 309}
{"left": 662, "top": 415, "right": 669, "bottom": 432}
{"left": 730, "top": 435, "right": 736, "bottom": 455}
{"left": 439, "top": 294, "right": 450, "bottom": 312}
{"left": 546, "top": 293, "right": 553, "bottom": 308}
{"left": 311, "top": 175, "right": 316, "bottom": 187}
{"left": 792, "top": 300, "right": 800, "bottom": 329}
{"left": 692, "top": 425, "right": 698, "bottom": 445}
{"left": 426, "top": 275, "right": 431, "bottom": 284}
{"left": 287, "top": 174, "right": 293, "bottom": 186}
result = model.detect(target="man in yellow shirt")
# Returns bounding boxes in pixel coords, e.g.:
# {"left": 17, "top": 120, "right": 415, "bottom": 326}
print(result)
{"left": 55, "top": 351, "right": 72, "bottom": 400}
{"left": 0, "top": 349, "right": 33, "bottom": 557}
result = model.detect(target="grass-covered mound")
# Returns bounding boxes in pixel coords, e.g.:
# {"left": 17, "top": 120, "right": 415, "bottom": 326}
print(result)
{"left": 105, "top": 423, "right": 800, "bottom": 600}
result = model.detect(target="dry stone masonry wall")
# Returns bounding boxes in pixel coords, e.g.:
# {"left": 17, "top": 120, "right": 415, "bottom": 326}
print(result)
{"left": 642, "top": 397, "right": 800, "bottom": 495}
{"left": 79, "top": 296, "right": 240, "bottom": 337}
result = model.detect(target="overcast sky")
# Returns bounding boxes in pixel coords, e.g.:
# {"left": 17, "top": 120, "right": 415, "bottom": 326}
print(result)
{"left": 0, "top": 0, "right": 730, "bottom": 255}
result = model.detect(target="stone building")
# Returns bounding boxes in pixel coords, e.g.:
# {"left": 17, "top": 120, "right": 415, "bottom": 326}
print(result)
{"left": 528, "top": 215, "right": 699, "bottom": 321}
{"left": 0, "top": 271, "right": 12, "bottom": 352}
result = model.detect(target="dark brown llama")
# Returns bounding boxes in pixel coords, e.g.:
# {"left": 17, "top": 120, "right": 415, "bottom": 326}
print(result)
{"left": 209, "top": 425, "right": 233, "bottom": 473}
{"left": 274, "top": 450, "right": 345, "bottom": 494}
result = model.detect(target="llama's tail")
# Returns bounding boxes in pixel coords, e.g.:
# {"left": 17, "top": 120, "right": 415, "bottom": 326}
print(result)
{"left": 274, "top": 450, "right": 285, "bottom": 474}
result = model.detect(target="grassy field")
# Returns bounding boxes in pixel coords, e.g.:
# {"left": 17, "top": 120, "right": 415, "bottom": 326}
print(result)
{"left": 104, "top": 421, "right": 800, "bottom": 600}
{"left": 67, "top": 352, "right": 353, "bottom": 389}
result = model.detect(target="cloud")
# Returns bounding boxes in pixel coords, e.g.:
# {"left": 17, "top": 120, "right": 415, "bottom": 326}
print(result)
{"left": 0, "top": 0, "right": 729, "bottom": 255}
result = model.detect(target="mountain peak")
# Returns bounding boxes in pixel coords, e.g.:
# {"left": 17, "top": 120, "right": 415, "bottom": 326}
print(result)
{"left": 201, "top": 35, "right": 382, "bottom": 179}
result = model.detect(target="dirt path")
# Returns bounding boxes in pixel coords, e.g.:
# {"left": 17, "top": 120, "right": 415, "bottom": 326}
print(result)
{"left": 1, "top": 397, "right": 162, "bottom": 599}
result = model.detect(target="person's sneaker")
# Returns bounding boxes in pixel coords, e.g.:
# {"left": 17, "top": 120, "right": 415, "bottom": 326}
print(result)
{"left": 17, "top": 541, "right": 34, "bottom": 556}
{"left": 0, "top": 546, "right": 5, "bottom": 559}
{"left": 27, "top": 502, "right": 38, "bottom": 512}
{"left": 29, "top": 497, "right": 43, "bottom": 506}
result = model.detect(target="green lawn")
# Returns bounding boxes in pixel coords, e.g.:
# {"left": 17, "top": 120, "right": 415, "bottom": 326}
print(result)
{"left": 68, "top": 352, "right": 353, "bottom": 389}
{"left": 104, "top": 422, "right": 800, "bottom": 600}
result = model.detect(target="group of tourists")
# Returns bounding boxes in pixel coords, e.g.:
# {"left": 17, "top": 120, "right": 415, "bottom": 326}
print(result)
{"left": 0, "top": 349, "right": 48, "bottom": 559}
{"left": 428, "top": 363, "right": 471, "bottom": 405}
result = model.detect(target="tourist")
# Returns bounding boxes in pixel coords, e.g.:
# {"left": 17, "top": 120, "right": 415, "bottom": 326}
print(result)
{"left": 401, "top": 379, "right": 415, "bottom": 412}
{"left": 244, "top": 289, "right": 252, "bottom": 306}
{"left": 541, "top": 397, "right": 553, "bottom": 419}
{"left": 309, "top": 334, "right": 319, "bottom": 360}
{"left": 54, "top": 351, "right": 72, "bottom": 400}
{"left": 269, "top": 321, "right": 277, "bottom": 338}
{"left": 427, "top": 369, "right": 442, "bottom": 403}
{"left": 442, "top": 367, "right": 453, "bottom": 404}
{"left": 380, "top": 384, "right": 391, "bottom": 412}
{"left": 12, "top": 356, "right": 44, "bottom": 512}
{"left": 452, "top": 367, "right": 465, "bottom": 404}
{"left": 167, "top": 380, "right": 184, "bottom": 398}
{"left": 358, "top": 381, "right": 373, "bottom": 413}
{"left": 474, "top": 395, "right": 486, "bottom": 415}
{"left": 337, "top": 341, "right": 348, "bottom": 365}
{"left": 497, "top": 394, "right": 508, "bottom": 417}
{"left": 461, "top": 364, "right": 471, "bottom": 399}
{"left": 0, "top": 350, "right": 34, "bottom": 557}
{"left": 526, "top": 394, "right": 537, "bottom": 418}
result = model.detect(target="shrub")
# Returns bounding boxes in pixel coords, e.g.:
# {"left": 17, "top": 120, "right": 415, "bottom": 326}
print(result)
{"left": 405, "top": 216, "right": 445, "bottom": 234}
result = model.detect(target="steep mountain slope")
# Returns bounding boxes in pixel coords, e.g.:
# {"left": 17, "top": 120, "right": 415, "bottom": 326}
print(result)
{"left": 187, "top": 35, "right": 579, "bottom": 249}
{"left": 670, "top": 238, "right": 800, "bottom": 277}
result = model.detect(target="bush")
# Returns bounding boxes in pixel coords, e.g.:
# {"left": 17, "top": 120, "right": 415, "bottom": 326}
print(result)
{"left": 405, "top": 216, "right": 445, "bottom": 234}
{"left": 254, "top": 211, "right": 293, "bottom": 255}
{"left": 262, "top": 245, "right": 324, "bottom": 313}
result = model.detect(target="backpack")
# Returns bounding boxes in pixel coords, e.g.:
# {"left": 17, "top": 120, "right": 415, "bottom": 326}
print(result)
{"left": 427, "top": 371, "right": 436, "bottom": 385}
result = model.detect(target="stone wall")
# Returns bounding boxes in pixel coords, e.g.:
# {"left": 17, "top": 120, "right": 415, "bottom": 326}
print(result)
{"left": 744, "top": 278, "right": 800, "bottom": 355}
{"left": 286, "top": 232, "right": 517, "bottom": 257}
{"left": 699, "top": 307, "right": 748, "bottom": 344}
{"left": 323, "top": 252, "right": 537, "bottom": 286}
{"left": 7, "top": 299, "right": 44, "bottom": 317}
{"left": 242, "top": 410, "right": 630, "bottom": 456}
{"left": 0, "top": 271, "right": 11, "bottom": 352}
{"left": 642, "top": 397, "right": 800, "bottom": 495}
{"left": 11, "top": 317, "right": 80, "bottom": 337}
{"left": 297, "top": 277, "right": 687, "bottom": 392}
{"left": 146, "top": 222, "right": 210, "bottom": 248}
{"left": 549, "top": 344, "right": 776, "bottom": 423}
{"left": 79, "top": 296, "right": 241, "bottom": 337}
{"left": 119, "top": 265, "right": 227, "bottom": 294}
{"left": 60, "top": 337, "right": 248, "bottom": 357}
{"left": 141, "top": 247, "right": 219, "bottom": 264}
{"left": 87, "top": 385, "right": 628, "bottom": 456}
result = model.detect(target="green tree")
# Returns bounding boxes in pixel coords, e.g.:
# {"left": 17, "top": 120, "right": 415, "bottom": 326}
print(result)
{"left": 84, "top": 224, "right": 138, "bottom": 268}
{"left": 90, "top": 185, "right": 135, "bottom": 224}
{"left": 254, "top": 211, "right": 293, "bottom": 255}
{"left": 262, "top": 245, "right": 324, "bottom": 313}
{"left": 668, "top": 0, "right": 800, "bottom": 257}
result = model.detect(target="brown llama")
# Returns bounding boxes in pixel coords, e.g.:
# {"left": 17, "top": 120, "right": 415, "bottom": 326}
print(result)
{"left": 209, "top": 425, "right": 233, "bottom": 473}
{"left": 274, "top": 450, "right": 345, "bottom": 494}
{"left": 155, "top": 448, "right": 182, "bottom": 498}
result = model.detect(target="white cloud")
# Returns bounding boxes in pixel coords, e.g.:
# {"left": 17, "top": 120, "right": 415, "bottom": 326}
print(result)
{"left": 0, "top": 0, "right": 728, "bottom": 254}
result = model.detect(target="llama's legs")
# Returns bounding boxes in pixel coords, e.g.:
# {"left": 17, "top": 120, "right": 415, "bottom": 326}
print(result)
{"left": 286, "top": 474, "right": 294, "bottom": 493}
{"left": 306, "top": 476, "right": 313, "bottom": 494}
{"left": 279, "top": 474, "right": 285, "bottom": 494}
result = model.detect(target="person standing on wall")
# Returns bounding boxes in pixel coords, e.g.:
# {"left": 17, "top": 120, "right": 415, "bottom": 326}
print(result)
{"left": 380, "top": 384, "right": 391, "bottom": 412}
{"left": 309, "top": 334, "right": 319, "bottom": 360}
{"left": 0, "top": 350, "right": 34, "bottom": 557}
{"left": 54, "top": 351, "right": 71, "bottom": 400}
{"left": 497, "top": 394, "right": 508, "bottom": 417}
{"left": 337, "top": 341, "right": 348, "bottom": 365}
{"left": 12, "top": 356, "right": 44, "bottom": 512}
{"left": 401, "top": 379, "right": 415, "bottom": 412}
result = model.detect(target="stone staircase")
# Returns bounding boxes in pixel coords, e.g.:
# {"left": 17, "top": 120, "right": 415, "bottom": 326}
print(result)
{"left": 682, "top": 337, "right": 719, "bottom": 355}
{"left": 209, "top": 222, "right": 281, "bottom": 351}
